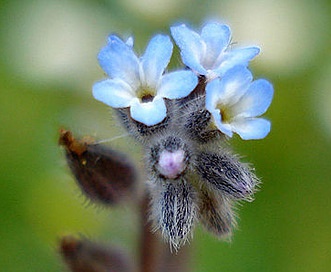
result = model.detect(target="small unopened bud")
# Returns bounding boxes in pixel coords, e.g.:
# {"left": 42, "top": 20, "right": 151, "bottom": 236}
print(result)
{"left": 59, "top": 129, "right": 138, "bottom": 205}
{"left": 60, "top": 235, "right": 134, "bottom": 272}
{"left": 157, "top": 150, "right": 186, "bottom": 179}
{"left": 196, "top": 151, "right": 258, "bottom": 200}
{"left": 178, "top": 94, "right": 223, "bottom": 143}
{"left": 198, "top": 190, "right": 236, "bottom": 238}
{"left": 150, "top": 180, "right": 197, "bottom": 250}
{"left": 149, "top": 135, "right": 189, "bottom": 180}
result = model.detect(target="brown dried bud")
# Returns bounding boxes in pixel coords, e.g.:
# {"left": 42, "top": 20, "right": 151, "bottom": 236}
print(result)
{"left": 59, "top": 129, "right": 138, "bottom": 205}
{"left": 60, "top": 235, "right": 134, "bottom": 272}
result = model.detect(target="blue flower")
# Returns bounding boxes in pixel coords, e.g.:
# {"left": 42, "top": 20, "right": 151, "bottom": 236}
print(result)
{"left": 93, "top": 34, "right": 198, "bottom": 126}
{"left": 171, "top": 22, "right": 260, "bottom": 81}
{"left": 205, "top": 66, "right": 273, "bottom": 140}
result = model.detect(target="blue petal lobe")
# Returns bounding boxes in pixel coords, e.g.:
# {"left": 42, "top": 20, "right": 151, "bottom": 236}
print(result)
{"left": 126, "top": 36, "right": 134, "bottom": 47}
{"left": 130, "top": 96, "right": 167, "bottom": 126}
{"left": 92, "top": 79, "right": 134, "bottom": 108}
{"left": 171, "top": 24, "right": 206, "bottom": 75}
{"left": 214, "top": 66, "right": 253, "bottom": 106}
{"left": 158, "top": 70, "right": 198, "bottom": 99}
{"left": 210, "top": 108, "right": 233, "bottom": 138}
{"left": 232, "top": 118, "right": 271, "bottom": 140}
{"left": 215, "top": 47, "right": 260, "bottom": 77}
{"left": 141, "top": 35, "right": 173, "bottom": 88}
{"left": 205, "top": 78, "right": 222, "bottom": 111}
{"left": 98, "top": 35, "right": 140, "bottom": 89}
{"left": 201, "top": 22, "right": 231, "bottom": 68}
{"left": 233, "top": 79, "right": 274, "bottom": 118}
{"left": 205, "top": 81, "right": 233, "bottom": 137}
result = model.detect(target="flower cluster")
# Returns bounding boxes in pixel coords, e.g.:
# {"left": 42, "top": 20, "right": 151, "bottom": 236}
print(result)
{"left": 91, "top": 21, "right": 273, "bottom": 250}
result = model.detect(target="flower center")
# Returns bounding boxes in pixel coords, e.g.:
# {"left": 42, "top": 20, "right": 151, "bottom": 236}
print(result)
{"left": 218, "top": 104, "right": 232, "bottom": 123}
{"left": 141, "top": 94, "right": 154, "bottom": 102}
{"left": 137, "top": 86, "right": 156, "bottom": 103}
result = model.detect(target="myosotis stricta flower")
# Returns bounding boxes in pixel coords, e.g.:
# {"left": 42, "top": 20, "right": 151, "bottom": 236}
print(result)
{"left": 93, "top": 34, "right": 198, "bottom": 126}
{"left": 171, "top": 21, "right": 260, "bottom": 81}
{"left": 205, "top": 65, "right": 274, "bottom": 139}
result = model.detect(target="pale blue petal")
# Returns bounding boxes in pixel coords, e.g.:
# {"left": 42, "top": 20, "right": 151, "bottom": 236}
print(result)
{"left": 231, "top": 118, "right": 271, "bottom": 140}
{"left": 215, "top": 47, "right": 260, "bottom": 77}
{"left": 201, "top": 23, "right": 231, "bottom": 68}
{"left": 126, "top": 36, "right": 134, "bottom": 47}
{"left": 205, "top": 83, "right": 233, "bottom": 137}
{"left": 130, "top": 96, "right": 167, "bottom": 126}
{"left": 141, "top": 35, "right": 173, "bottom": 88}
{"left": 171, "top": 24, "right": 206, "bottom": 75}
{"left": 210, "top": 108, "right": 233, "bottom": 137}
{"left": 92, "top": 79, "right": 135, "bottom": 108}
{"left": 158, "top": 70, "right": 198, "bottom": 99}
{"left": 233, "top": 79, "right": 274, "bottom": 118}
{"left": 205, "top": 79, "right": 222, "bottom": 110}
{"left": 214, "top": 66, "right": 253, "bottom": 106}
{"left": 98, "top": 35, "right": 140, "bottom": 89}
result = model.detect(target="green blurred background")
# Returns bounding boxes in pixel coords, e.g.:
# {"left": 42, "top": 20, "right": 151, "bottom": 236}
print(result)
{"left": 1, "top": 0, "right": 331, "bottom": 271}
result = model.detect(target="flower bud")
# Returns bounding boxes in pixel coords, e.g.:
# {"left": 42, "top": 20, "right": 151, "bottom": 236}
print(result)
{"left": 177, "top": 94, "right": 223, "bottom": 143}
{"left": 59, "top": 129, "right": 138, "bottom": 205}
{"left": 196, "top": 151, "right": 258, "bottom": 200}
{"left": 198, "top": 190, "right": 236, "bottom": 238}
{"left": 60, "top": 235, "right": 134, "bottom": 272}
{"left": 149, "top": 180, "right": 197, "bottom": 250}
{"left": 148, "top": 135, "right": 190, "bottom": 180}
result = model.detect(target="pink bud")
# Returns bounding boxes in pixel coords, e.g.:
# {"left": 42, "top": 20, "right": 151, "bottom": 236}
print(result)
{"left": 157, "top": 149, "right": 186, "bottom": 179}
